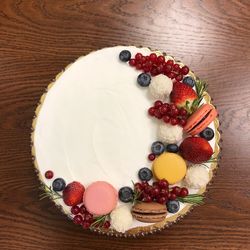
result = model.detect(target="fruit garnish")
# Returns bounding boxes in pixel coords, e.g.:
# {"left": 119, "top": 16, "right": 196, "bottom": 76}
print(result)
{"left": 63, "top": 181, "right": 85, "bottom": 206}
{"left": 71, "top": 205, "right": 80, "bottom": 215}
{"left": 118, "top": 187, "right": 134, "bottom": 203}
{"left": 199, "top": 127, "right": 214, "bottom": 141}
{"left": 177, "top": 194, "right": 205, "bottom": 205}
{"left": 166, "top": 144, "right": 179, "bottom": 153}
{"left": 44, "top": 170, "right": 54, "bottom": 179}
{"left": 167, "top": 200, "right": 180, "bottom": 213}
{"left": 183, "top": 76, "right": 195, "bottom": 87}
{"left": 119, "top": 50, "right": 131, "bottom": 62}
{"left": 148, "top": 153, "right": 156, "bottom": 161}
{"left": 151, "top": 141, "right": 165, "bottom": 155}
{"left": 170, "top": 81, "right": 198, "bottom": 110}
{"left": 52, "top": 178, "right": 66, "bottom": 191}
{"left": 138, "top": 168, "right": 153, "bottom": 181}
{"left": 137, "top": 73, "right": 151, "bottom": 87}
{"left": 179, "top": 137, "right": 213, "bottom": 163}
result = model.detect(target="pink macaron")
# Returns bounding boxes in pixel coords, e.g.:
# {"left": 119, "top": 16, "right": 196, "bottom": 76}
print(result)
{"left": 83, "top": 181, "right": 118, "bottom": 216}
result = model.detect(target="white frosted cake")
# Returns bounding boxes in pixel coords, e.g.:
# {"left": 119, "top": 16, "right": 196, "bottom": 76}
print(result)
{"left": 32, "top": 46, "right": 220, "bottom": 236}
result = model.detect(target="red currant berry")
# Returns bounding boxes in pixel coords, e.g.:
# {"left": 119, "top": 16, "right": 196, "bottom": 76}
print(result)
{"left": 154, "top": 109, "right": 163, "bottom": 119}
{"left": 159, "top": 179, "right": 169, "bottom": 189}
{"left": 172, "top": 186, "right": 181, "bottom": 196}
{"left": 141, "top": 181, "right": 149, "bottom": 189}
{"left": 149, "top": 53, "right": 157, "bottom": 62}
{"left": 82, "top": 221, "right": 91, "bottom": 229}
{"left": 157, "top": 196, "right": 167, "bottom": 204}
{"left": 141, "top": 56, "right": 146, "bottom": 63}
{"left": 145, "top": 55, "right": 150, "bottom": 61}
{"left": 159, "top": 105, "right": 168, "bottom": 115}
{"left": 170, "top": 108, "right": 179, "bottom": 117}
{"left": 148, "top": 107, "right": 155, "bottom": 116}
{"left": 163, "top": 64, "right": 172, "bottom": 74}
{"left": 180, "top": 66, "right": 189, "bottom": 75}
{"left": 151, "top": 187, "right": 160, "bottom": 197}
{"left": 169, "top": 193, "right": 177, "bottom": 201}
{"left": 135, "top": 53, "right": 143, "bottom": 61}
{"left": 148, "top": 153, "right": 156, "bottom": 161}
{"left": 143, "top": 194, "right": 152, "bottom": 202}
{"left": 179, "top": 108, "right": 187, "bottom": 116}
{"left": 103, "top": 221, "right": 111, "bottom": 229}
{"left": 179, "top": 119, "right": 187, "bottom": 127}
{"left": 170, "top": 118, "right": 178, "bottom": 125}
{"left": 167, "top": 72, "right": 176, "bottom": 79}
{"left": 129, "top": 59, "right": 136, "bottom": 66}
{"left": 73, "top": 215, "right": 83, "bottom": 225}
{"left": 143, "top": 65, "right": 150, "bottom": 73}
{"left": 153, "top": 181, "right": 160, "bottom": 187}
{"left": 157, "top": 55, "right": 165, "bottom": 63}
{"left": 173, "top": 64, "right": 180, "bottom": 72}
{"left": 180, "top": 187, "right": 189, "bottom": 197}
{"left": 170, "top": 103, "right": 177, "bottom": 110}
{"left": 163, "top": 115, "right": 170, "bottom": 123}
{"left": 80, "top": 205, "right": 87, "bottom": 214}
{"left": 71, "top": 205, "right": 80, "bottom": 215}
{"left": 150, "top": 66, "right": 158, "bottom": 76}
{"left": 166, "top": 60, "right": 174, "bottom": 65}
{"left": 154, "top": 100, "right": 163, "bottom": 108}
{"left": 144, "top": 185, "right": 153, "bottom": 194}
{"left": 136, "top": 63, "right": 142, "bottom": 70}
{"left": 157, "top": 64, "right": 163, "bottom": 74}
{"left": 160, "top": 189, "right": 169, "bottom": 197}
{"left": 45, "top": 170, "right": 54, "bottom": 179}
{"left": 175, "top": 74, "right": 183, "bottom": 81}
{"left": 84, "top": 213, "right": 93, "bottom": 222}
{"left": 134, "top": 182, "right": 143, "bottom": 192}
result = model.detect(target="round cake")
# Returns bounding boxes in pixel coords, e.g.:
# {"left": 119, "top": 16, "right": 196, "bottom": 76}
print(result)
{"left": 31, "top": 46, "right": 220, "bottom": 236}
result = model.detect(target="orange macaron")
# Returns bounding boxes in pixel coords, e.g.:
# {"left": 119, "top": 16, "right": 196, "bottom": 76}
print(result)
{"left": 184, "top": 104, "right": 217, "bottom": 136}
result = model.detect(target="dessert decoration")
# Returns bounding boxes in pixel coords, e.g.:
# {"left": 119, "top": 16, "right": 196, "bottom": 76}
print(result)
{"left": 158, "top": 124, "right": 183, "bottom": 144}
{"left": 179, "top": 137, "right": 213, "bottom": 164}
{"left": 131, "top": 202, "right": 167, "bottom": 223}
{"left": 199, "top": 127, "right": 215, "bottom": 141}
{"left": 34, "top": 46, "right": 220, "bottom": 235}
{"left": 184, "top": 104, "right": 217, "bottom": 136}
{"left": 167, "top": 200, "right": 180, "bottom": 213}
{"left": 110, "top": 205, "right": 133, "bottom": 233}
{"left": 63, "top": 182, "right": 85, "bottom": 206}
{"left": 138, "top": 167, "right": 153, "bottom": 181}
{"left": 152, "top": 153, "right": 187, "bottom": 184}
{"left": 148, "top": 74, "right": 173, "bottom": 100}
{"left": 118, "top": 187, "right": 134, "bottom": 203}
{"left": 185, "top": 164, "right": 210, "bottom": 189}
{"left": 83, "top": 181, "right": 118, "bottom": 215}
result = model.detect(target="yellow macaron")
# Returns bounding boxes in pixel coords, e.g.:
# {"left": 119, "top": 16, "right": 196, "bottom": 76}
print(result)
{"left": 152, "top": 153, "right": 187, "bottom": 184}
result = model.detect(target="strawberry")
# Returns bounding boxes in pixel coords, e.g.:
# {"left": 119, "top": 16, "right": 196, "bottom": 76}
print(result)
{"left": 179, "top": 137, "right": 213, "bottom": 163}
{"left": 170, "top": 81, "right": 198, "bottom": 109}
{"left": 63, "top": 181, "right": 85, "bottom": 206}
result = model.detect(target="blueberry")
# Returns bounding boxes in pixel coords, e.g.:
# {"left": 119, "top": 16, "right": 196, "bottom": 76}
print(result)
{"left": 52, "top": 178, "right": 66, "bottom": 191}
{"left": 119, "top": 50, "right": 131, "bottom": 62}
{"left": 137, "top": 73, "right": 151, "bottom": 87}
{"left": 200, "top": 127, "right": 214, "bottom": 141}
{"left": 183, "top": 76, "right": 195, "bottom": 88}
{"left": 151, "top": 141, "right": 165, "bottom": 155}
{"left": 138, "top": 167, "right": 153, "bottom": 181}
{"left": 166, "top": 144, "right": 179, "bottom": 153}
{"left": 119, "top": 187, "right": 134, "bottom": 203}
{"left": 167, "top": 200, "right": 180, "bottom": 213}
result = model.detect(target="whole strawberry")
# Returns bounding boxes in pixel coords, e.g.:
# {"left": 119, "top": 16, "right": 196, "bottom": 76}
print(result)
{"left": 170, "top": 81, "right": 197, "bottom": 109}
{"left": 63, "top": 181, "right": 85, "bottom": 206}
{"left": 179, "top": 137, "right": 213, "bottom": 163}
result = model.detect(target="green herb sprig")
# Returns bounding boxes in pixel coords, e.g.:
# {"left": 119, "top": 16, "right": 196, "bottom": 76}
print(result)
{"left": 177, "top": 194, "right": 205, "bottom": 205}
{"left": 39, "top": 184, "right": 62, "bottom": 200}
{"left": 90, "top": 215, "right": 109, "bottom": 229}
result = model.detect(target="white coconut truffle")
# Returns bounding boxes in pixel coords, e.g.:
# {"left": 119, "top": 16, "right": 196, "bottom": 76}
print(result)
{"left": 149, "top": 74, "right": 173, "bottom": 100}
{"left": 110, "top": 205, "right": 133, "bottom": 233}
{"left": 158, "top": 124, "right": 183, "bottom": 144}
{"left": 185, "top": 165, "right": 210, "bottom": 189}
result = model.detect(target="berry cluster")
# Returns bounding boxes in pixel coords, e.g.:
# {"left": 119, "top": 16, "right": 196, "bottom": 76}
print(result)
{"left": 72, "top": 204, "right": 110, "bottom": 229}
{"left": 134, "top": 179, "right": 188, "bottom": 204}
{"left": 148, "top": 100, "right": 188, "bottom": 127}
{"left": 129, "top": 52, "right": 189, "bottom": 80}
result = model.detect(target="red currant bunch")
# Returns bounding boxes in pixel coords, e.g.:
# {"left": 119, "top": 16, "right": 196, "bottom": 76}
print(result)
{"left": 148, "top": 100, "right": 188, "bottom": 127}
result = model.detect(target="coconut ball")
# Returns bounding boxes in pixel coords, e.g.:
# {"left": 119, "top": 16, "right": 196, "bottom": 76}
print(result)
{"left": 158, "top": 124, "right": 183, "bottom": 144}
{"left": 185, "top": 164, "right": 210, "bottom": 189}
{"left": 149, "top": 74, "right": 173, "bottom": 100}
{"left": 110, "top": 205, "right": 133, "bottom": 233}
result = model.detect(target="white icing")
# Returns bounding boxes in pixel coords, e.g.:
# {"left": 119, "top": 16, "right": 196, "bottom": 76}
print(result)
{"left": 34, "top": 46, "right": 217, "bottom": 230}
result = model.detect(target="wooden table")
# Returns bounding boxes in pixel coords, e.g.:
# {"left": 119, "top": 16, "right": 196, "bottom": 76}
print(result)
{"left": 0, "top": 0, "right": 250, "bottom": 249}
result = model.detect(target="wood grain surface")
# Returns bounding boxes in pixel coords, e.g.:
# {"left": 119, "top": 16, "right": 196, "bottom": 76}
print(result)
{"left": 0, "top": 0, "right": 250, "bottom": 249}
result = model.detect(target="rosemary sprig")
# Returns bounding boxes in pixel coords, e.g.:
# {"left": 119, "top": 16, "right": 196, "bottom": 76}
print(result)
{"left": 39, "top": 183, "right": 62, "bottom": 200}
{"left": 131, "top": 181, "right": 142, "bottom": 205}
{"left": 90, "top": 215, "right": 108, "bottom": 229}
{"left": 177, "top": 194, "right": 205, "bottom": 205}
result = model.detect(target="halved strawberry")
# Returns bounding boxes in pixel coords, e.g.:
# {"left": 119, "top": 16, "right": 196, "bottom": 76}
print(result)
{"left": 170, "top": 81, "right": 198, "bottom": 109}
{"left": 63, "top": 181, "right": 85, "bottom": 206}
{"left": 179, "top": 137, "right": 213, "bottom": 163}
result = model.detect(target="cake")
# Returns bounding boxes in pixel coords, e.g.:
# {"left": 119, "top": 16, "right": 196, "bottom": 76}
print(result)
{"left": 31, "top": 46, "right": 220, "bottom": 236}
